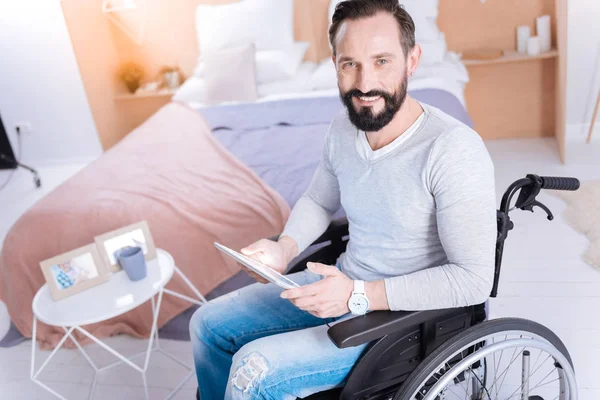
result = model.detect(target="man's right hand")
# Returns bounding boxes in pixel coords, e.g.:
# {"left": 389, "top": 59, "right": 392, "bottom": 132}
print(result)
{"left": 239, "top": 236, "right": 298, "bottom": 284}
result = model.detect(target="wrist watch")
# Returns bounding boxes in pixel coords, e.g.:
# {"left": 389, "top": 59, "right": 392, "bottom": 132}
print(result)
{"left": 348, "top": 280, "right": 370, "bottom": 315}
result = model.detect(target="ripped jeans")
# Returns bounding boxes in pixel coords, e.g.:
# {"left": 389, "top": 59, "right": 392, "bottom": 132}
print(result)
{"left": 189, "top": 262, "right": 368, "bottom": 399}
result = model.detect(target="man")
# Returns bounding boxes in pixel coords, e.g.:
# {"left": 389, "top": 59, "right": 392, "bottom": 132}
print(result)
{"left": 190, "top": 0, "right": 497, "bottom": 398}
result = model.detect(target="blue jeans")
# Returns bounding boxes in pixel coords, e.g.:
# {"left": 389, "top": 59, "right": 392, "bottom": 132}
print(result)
{"left": 189, "top": 262, "right": 368, "bottom": 399}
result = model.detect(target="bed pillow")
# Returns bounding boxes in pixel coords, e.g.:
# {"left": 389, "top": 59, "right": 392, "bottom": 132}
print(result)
{"left": 257, "top": 62, "right": 317, "bottom": 97}
{"left": 203, "top": 43, "right": 258, "bottom": 105}
{"left": 194, "top": 42, "right": 309, "bottom": 85}
{"left": 172, "top": 76, "right": 207, "bottom": 105}
{"left": 311, "top": 59, "right": 337, "bottom": 90}
{"left": 195, "top": 0, "right": 294, "bottom": 53}
{"left": 254, "top": 42, "right": 310, "bottom": 84}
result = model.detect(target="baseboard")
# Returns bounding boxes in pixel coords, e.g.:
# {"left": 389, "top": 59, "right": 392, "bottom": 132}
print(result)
{"left": 566, "top": 122, "right": 600, "bottom": 144}
{"left": 564, "top": 123, "right": 600, "bottom": 164}
{"left": 20, "top": 155, "right": 99, "bottom": 167}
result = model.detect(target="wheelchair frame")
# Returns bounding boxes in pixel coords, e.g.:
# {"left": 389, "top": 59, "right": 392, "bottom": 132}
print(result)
{"left": 277, "top": 174, "right": 581, "bottom": 400}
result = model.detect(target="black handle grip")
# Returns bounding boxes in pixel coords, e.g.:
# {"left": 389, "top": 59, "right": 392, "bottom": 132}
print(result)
{"left": 539, "top": 176, "right": 580, "bottom": 191}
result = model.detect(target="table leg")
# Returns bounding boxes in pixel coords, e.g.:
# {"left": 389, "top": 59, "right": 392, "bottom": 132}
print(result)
{"left": 63, "top": 327, "right": 98, "bottom": 371}
{"left": 174, "top": 265, "right": 207, "bottom": 304}
{"left": 30, "top": 316, "right": 37, "bottom": 380}
{"left": 30, "top": 322, "right": 76, "bottom": 400}
{"left": 62, "top": 327, "right": 98, "bottom": 400}
{"left": 143, "top": 289, "right": 163, "bottom": 372}
{"left": 74, "top": 327, "right": 143, "bottom": 373}
{"left": 143, "top": 373, "right": 150, "bottom": 400}
{"left": 151, "top": 295, "right": 160, "bottom": 350}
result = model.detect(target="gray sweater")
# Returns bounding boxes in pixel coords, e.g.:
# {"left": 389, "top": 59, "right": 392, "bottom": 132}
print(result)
{"left": 281, "top": 103, "right": 497, "bottom": 311}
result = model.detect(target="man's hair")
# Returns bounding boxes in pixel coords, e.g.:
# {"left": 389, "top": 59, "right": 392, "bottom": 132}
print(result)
{"left": 329, "top": 0, "right": 416, "bottom": 57}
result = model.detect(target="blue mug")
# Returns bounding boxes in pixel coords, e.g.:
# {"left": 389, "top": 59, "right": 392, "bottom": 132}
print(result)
{"left": 115, "top": 246, "right": 147, "bottom": 281}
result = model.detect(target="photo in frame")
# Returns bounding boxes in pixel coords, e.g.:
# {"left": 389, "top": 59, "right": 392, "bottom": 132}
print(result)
{"left": 40, "top": 243, "right": 109, "bottom": 301}
{"left": 94, "top": 220, "right": 157, "bottom": 272}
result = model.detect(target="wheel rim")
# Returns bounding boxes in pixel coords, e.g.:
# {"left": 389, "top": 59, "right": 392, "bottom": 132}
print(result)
{"left": 404, "top": 330, "right": 577, "bottom": 400}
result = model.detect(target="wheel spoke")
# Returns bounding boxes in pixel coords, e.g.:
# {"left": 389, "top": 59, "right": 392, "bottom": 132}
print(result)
{"left": 487, "top": 345, "right": 527, "bottom": 396}
{"left": 402, "top": 324, "right": 574, "bottom": 400}
{"left": 505, "top": 357, "right": 556, "bottom": 399}
{"left": 530, "top": 376, "right": 560, "bottom": 390}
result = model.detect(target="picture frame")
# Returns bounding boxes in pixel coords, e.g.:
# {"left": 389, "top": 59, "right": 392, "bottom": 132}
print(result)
{"left": 40, "top": 243, "right": 109, "bottom": 301}
{"left": 94, "top": 220, "right": 157, "bottom": 273}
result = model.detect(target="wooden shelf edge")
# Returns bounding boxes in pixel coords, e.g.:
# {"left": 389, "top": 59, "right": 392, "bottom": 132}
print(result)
{"left": 114, "top": 90, "right": 176, "bottom": 101}
{"left": 463, "top": 49, "right": 558, "bottom": 66}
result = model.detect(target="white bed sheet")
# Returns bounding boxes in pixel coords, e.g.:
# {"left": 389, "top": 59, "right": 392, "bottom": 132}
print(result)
{"left": 173, "top": 52, "right": 469, "bottom": 110}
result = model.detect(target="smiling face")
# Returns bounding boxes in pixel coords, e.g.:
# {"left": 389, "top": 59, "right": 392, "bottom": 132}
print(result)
{"left": 333, "top": 11, "right": 413, "bottom": 132}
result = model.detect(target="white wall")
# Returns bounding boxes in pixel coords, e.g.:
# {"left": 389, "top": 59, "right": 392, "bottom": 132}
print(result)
{"left": 566, "top": 0, "right": 600, "bottom": 143}
{"left": 0, "top": 0, "right": 102, "bottom": 165}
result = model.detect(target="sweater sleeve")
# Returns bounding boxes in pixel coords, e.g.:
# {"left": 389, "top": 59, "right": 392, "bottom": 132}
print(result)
{"left": 384, "top": 127, "right": 497, "bottom": 311}
{"left": 280, "top": 127, "right": 341, "bottom": 253}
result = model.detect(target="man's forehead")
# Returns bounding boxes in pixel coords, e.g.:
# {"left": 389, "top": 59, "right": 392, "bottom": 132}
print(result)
{"left": 335, "top": 13, "right": 403, "bottom": 54}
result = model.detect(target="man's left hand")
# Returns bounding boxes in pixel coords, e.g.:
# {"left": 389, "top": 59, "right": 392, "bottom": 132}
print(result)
{"left": 280, "top": 262, "right": 353, "bottom": 319}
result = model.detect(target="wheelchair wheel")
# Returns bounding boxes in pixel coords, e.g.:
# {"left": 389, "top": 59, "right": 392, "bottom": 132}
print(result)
{"left": 394, "top": 318, "right": 577, "bottom": 400}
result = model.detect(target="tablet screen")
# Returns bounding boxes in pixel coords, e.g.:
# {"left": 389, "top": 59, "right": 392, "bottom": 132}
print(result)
{"left": 214, "top": 242, "right": 300, "bottom": 290}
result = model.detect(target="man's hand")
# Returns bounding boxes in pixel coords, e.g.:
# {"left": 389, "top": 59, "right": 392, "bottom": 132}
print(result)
{"left": 239, "top": 236, "right": 298, "bottom": 284}
{"left": 280, "top": 262, "right": 353, "bottom": 319}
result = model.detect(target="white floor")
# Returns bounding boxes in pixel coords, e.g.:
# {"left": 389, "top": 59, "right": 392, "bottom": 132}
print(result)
{"left": 1, "top": 138, "right": 600, "bottom": 399}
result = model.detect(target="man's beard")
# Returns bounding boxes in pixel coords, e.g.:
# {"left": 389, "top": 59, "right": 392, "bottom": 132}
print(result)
{"left": 341, "top": 75, "right": 408, "bottom": 132}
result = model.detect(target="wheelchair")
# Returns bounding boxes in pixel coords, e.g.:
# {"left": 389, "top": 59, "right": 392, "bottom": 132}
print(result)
{"left": 196, "top": 174, "right": 580, "bottom": 399}
{"left": 285, "top": 174, "right": 580, "bottom": 400}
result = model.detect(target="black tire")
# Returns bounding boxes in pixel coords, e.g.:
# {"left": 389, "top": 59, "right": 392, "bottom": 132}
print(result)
{"left": 394, "top": 318, "right": 574, "bottom": 400}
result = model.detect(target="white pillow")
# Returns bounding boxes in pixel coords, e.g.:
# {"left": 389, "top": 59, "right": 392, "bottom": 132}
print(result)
{"left": 418, "top": 34, "right": 447, "bottom": 65}
{"left": 172, "top": 76, "right": 207, "bottom": 105}
{"left": 194, "top": 42, "right": 309, "bottom": 85}
{"left": 203, "top": 43, "right": 258, "bottom": 105}
{"left": 195, "top": 0, "right": 294, "bottom": 53}
{"left": 401, "top": 0, "right": 439, "bottom": 19}
{"left": 311, "top": 58, "right": 337, "bottom": 90}
{"left": 257, "top": 62, "right": 317, "bottom": 97}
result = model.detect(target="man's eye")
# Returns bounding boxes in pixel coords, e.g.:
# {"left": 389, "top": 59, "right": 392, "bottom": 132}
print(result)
{"left": 344, "top": 62, "right": 356, "bottom": 68}
{"left": 377, "top": 59, "right": 389, "bottom": 65}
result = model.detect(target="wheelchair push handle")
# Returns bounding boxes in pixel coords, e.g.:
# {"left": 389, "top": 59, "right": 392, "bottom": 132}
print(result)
{"left": 539, "top": 176, "right": 580, "bottom": 191}
{"left": 507, "top": 174, "right": 580, "bottom": 221}
{"left": 492, "top": 174, "right": 580, "bottom": 298}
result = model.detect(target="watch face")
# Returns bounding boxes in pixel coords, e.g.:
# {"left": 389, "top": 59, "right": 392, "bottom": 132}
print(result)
{"left": 349, "top": 294, "right": 369, "bottom": 315}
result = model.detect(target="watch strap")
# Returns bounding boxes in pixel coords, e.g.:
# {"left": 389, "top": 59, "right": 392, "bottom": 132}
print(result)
{"left": 353, "top": 280, "right": 365, "bottom": 295}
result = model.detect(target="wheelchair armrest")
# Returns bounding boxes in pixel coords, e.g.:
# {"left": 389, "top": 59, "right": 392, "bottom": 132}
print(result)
{"left": 268, "top": 217, "right": 349, "bottom": 245}
{"left": 328, "top": 308, "right": 464, "bottom": 349}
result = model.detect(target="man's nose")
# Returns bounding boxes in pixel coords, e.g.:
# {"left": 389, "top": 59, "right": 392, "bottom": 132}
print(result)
{"left": 355, "top": 66, "right": 377, "bottom": 94}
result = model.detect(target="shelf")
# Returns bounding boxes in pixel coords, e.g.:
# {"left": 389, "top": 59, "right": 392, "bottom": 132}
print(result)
{"left": 115, "top": 89, "right": 176, "bottom": 101}
{"left": 463, "top": 49, "right": 558, "bottom": 66}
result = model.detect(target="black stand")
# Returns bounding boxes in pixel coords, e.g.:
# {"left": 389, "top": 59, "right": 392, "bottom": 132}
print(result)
{"left": 0, "top": 153, "right": 42, "bottom": 188}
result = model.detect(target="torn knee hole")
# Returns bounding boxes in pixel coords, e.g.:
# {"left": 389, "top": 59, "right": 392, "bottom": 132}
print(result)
{"left": 231, "top": 352, "right": 270, "bottom": 392}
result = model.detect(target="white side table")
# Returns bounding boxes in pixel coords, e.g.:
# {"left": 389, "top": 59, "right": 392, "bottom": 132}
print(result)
{"left": 30, "top": 248, "right": 206, "bottom": 400}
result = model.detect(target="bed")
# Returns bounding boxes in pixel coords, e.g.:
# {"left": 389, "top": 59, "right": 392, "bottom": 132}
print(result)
{"left": 0, "top": 0, "right": 476, "bottom": 348}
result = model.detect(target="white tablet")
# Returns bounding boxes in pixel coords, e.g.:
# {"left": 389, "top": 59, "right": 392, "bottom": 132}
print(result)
{"left": 214, "top": 242, "right": 300, "bottom": 290}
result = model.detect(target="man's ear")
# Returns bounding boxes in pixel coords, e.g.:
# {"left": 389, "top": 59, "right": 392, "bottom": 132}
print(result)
{"left": 407, "top": 44, "right": 422, "bottom": 77}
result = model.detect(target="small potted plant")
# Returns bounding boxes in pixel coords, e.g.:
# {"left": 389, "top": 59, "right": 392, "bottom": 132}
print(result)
{"left": 159, "top": 65, "right": 182, "bottom": 90}
{"left": 117, "top": 62, "right": 145, "bottom": 93}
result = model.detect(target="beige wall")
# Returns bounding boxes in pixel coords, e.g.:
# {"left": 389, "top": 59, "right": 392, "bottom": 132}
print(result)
{"left": 61, "top": 0, "right": 126, "bottom": 150}
{"left": 61, "top": 0, "right": 328, "bottom": 150}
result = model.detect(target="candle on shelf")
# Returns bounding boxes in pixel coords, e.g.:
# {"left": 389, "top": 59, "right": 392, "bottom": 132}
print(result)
{"left": 527, "top": 36, "right": 541, "bottom": 57}
{"left": 517, "top": 25, "right": 531, "bottom": 54}
{"left": 536, "top": 15, "right": 551, "bottom": 52}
